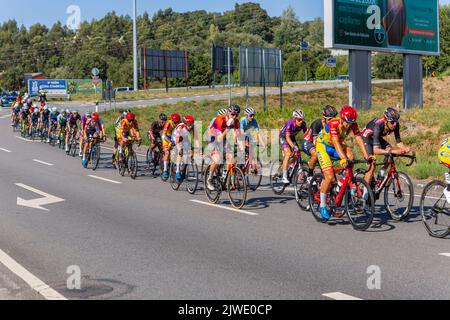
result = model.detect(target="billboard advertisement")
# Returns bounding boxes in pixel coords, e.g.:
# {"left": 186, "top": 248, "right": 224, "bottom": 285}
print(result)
{"left": 324, "top": 0, "right": 440, "bottom": 56}
{"left": 67, "top": 79, "right": 103, "bottom": 95}
{"left": 28, "top": 79, "right": 67, "bottom": 96}
{"left": 239, "top": 47, "right": 283, "bottom": 87}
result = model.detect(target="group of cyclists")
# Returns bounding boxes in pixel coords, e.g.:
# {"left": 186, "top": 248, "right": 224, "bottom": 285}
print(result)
{"left": 7, "top": 93, "right": 450, "bottom": 236}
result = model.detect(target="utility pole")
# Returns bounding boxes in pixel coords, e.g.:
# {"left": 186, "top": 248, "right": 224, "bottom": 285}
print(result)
{"left": 133, "top": 0, "right": 138, "bottom": 92}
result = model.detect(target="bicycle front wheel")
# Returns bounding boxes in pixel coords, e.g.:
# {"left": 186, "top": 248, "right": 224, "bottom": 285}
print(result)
{"left": 269, "top": 161, "right": 286, "bottom": 195}
{"left": 384, "top": 172, "right": 414, "bottom": 221}
{"left": 170, "top": 163, "right": 181, "bottom": 191}
{"left": 294, "top": 164, "right": 310, "bottom": 211}
{"left": 308, "top": 173, "right": 326, "bottom": 222}
{"left": 246, "top": 158, "right": 263, "bottom": 192}
{"left": 204, "top": 165, "right": 222, "bottom": 204}
{"left": 186, "top": 163, "right": 199, "bottom": 195}
{"left": 420, "top": 180, "right": 450, "bottom": 238}
{"left": 92, "top": 143, "right": 101, "bottom": 171}
{"left": 129, "top": 150, "right": 138, "bottom": 180}
{"left": 346, "top": 178, "right": 375, "bottom": 231}
{"left": 227, "top": 167, "right": 247, "bottom": 209}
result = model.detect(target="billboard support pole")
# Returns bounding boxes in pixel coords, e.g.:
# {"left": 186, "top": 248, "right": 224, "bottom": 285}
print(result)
{"left": 143, "top": 48, "right": 147, "bottom": 90}
{"left": 164, "top": 51, "right": 169, "bottom": 93}
{"left": 246, "top": 48, "right": 249, "bottom": 108}
{"left": 228, "top": 47, "right": 232, "bottom": 107}
{"left": 403, "top": 54, "right": 423, "bottom": 109}
{"left": 262, "top": 49, "right": 267, "bottom": 113}
{"left": 279, "top": 49, "right": 283, "bottom": 112}
{"left": 349, "top": 50, "right": 372, "bottom": 110}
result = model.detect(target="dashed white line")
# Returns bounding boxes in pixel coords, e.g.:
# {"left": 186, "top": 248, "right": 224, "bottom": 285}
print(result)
{"left": 190, "top": 199, "right": 259, "bottom": 216}
{"left": 439, "top": 253, "right": 450, "bottom": 257}
{"left": 0, "top": 147, "right": 12, "bottom": 153}
{"left": 0, "top": 249, "right": 67, "bottom": 300}
{"left": 88, "top": 175, "right": 122, "bottom": 184}
{"left": 323, "top": 292, "right": 363, "bottom": 300}
{"left": 33, "top": 159, "right": 54, "bottom": 166}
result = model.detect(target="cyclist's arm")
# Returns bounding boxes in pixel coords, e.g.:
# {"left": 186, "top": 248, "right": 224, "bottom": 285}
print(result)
{"left": 355, "top": 135, "right": 370, "bottom": 160}
{"left": 372, "top": 125, "right": 391, "bottom": 156}
{"left": 331, "top": 136, "right": 348, "bottom": 160}
{"left": 285, "top": 130, "right": 297, "bottom": 150}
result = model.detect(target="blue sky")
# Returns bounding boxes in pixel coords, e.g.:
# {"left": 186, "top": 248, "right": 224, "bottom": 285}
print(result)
{"left": 0, "top": 0, "right": 324, "bottom": 28}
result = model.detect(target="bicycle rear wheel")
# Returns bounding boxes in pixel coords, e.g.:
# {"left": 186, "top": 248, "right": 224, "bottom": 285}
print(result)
{"left": 227, "top": 167, "right": 247, "bottom": 209}
{"left": 294, "top": 164, "right": 310, "bottom": 211}
{"left": 204, "top": 165, "right": 222, "bottom": 204}
{"left": 246, "top": 158, "right": 263, "bottom": 192}
{"left": 91, "top": 143, "right": 101, "bottom": 171}
{"left": 384, "top": 172, "right": 414, "bottom": 221}
{"left": 269, "top": 161, "right": 286, "bottom": 195}
{"left": 186, "top": 163, "right": 199, "bottom": 195}
{"left": 346, "top": 178, "right": 375, "bottom": 231}
{"left": 308, "top": 173, "right": 327, "bottom": 222}
{"left": 420, "top": 180, "right": 450, "bottom": 238}
{"left": 70, "top": 136, "right": 77, "bottom": 157}
{"left": 170, "top": 163, "right": 181, "bottom": 191}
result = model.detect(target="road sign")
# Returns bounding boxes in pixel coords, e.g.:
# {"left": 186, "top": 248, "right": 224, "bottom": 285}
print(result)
{"left": 300, "top": 41, "right": 309, "bottom": 51}
{"left": 28, "top": 79, "right": 67, "bottom": 97}
{"left": 326, "top": 57, "right": 337, "bottom": 68}
{"left": 91, "top": 68, "right": 100, "bottom": 76}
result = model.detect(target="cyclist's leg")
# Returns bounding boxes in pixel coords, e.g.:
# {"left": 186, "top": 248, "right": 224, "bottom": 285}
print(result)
{"left": 363, "top": 137, "right": 376, "bottom": 184}
{"left": 316, "top": 141, "right": 337, "bottom": 219}
{"left": 302, "top": 140, "right": 316, "bottom": 177}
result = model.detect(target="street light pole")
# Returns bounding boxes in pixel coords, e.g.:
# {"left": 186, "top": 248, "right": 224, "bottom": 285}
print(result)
{"left": 133, "top": 0, "right": 138, "bottom": 92}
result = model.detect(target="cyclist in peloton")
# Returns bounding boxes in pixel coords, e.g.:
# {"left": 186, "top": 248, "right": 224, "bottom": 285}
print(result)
{"left": 148, "top": 113, "right": 167, "bottom": 158}
{"left": 47, "top": 107, "right": 60, "bottom": 143}
{"left": 117, "top": 112, "right": 141, "bottom": 161}
{"left": 240, "top": 107, "right": 265, "bottom": 166}
{"left": 206, "top": 105, "right": 243, "bottom": 191}
{"left": 57, "top": 109, "right": 69, "bottom": 145}
{"left": 438, "top": 138, "right": 450, "bottom": 201}
{"left": 161, "top": 114, "right": 182, "bottom": 179}
{"left": 303, "top": 105, "right": 338, "bottom": 178}
{"left": 279, "top": 110, "right": 308, "bottom": 184}
{"left": 82, "top": 112, "right": 106, "bottom": 168}
{"left": 361, "top": 107, "right": 411, "bottom": 186}
{"left": 39, "top": 105, "right": 50, "bottom": 136}
{"left": 173, "top": 115, "right": 199, "bottom": 181}
{"left": 315, "top": 105, "right": 374, "bottom": 220}
{"left": 66, "top": 110, "right": 81, "bottom": 153}
{"left": 112, "top": 110, "right": 132, "bottom": 169}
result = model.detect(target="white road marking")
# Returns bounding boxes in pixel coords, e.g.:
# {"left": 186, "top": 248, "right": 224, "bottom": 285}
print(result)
{"left": 190, "top": 200, "right": 259, "bottom": 216}
{"left": 323, "top": 292, "right": 363, "bottom": 300}
{"left": 439, "top": 253, "right": 450, "bottom": 257}
{"left": 0, "top": 115, "right": 10, "bottom": 119}
{"left": 16, "top": 183, "right": 65, "bottom": 211}
{"left": 0, "top": 147, "right": 12, "bottom": 153}
{"left": 15, "top": 136, "right": 37, "bottom": 143}
{"left": 0, "top": 249, "right": 67, "bottom": 300}
{"left": 88, "top": 175, "right": 122, "bottom": 184}
{"left": 32, "top": 159, "right": 54, "bottom": 166}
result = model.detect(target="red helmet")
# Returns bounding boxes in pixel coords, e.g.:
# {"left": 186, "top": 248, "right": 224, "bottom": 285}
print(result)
{"left": 92, "top": 112, "right": 99, "bottom": 121}
{"left": 171, "top": 114, "right": 181, "bottom": 123}
{"left": 183, "top": 115, "right": 195, "bottom": 125}
{"left": 340, "top": 105, "right": 357, "bottom": 124}
{"left": 126, "top": 112, "right": 135, "bottom": 122}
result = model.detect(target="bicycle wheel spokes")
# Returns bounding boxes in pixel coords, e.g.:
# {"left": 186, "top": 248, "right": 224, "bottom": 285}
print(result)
{"left": 346, "top": 178, "right": 375, "bottom": 231}
{"left": 204, "top": 165, "right": 222, "bottom": 204}
{"left": 270, "top": 161, "right": 286, "bottom": 195}
{"left": 227, "top": 167, "right": 247, "bottom": 209}
{"left": 308, "top": 173, "right": 326, "bottom": 222}
{"left": 384, "top": 172, "right": 414, "bottom": 221}
{"left": 186, "top": 163, "right": 199, "bottom": 195}
{"left": 294, "top": 165, "right": 310, "bottom": 211}
{"left": 170, "top": 163, "right": 181, "bottom": 190}
{"left": 129, "top": 151, "right": 138, "bottom": 180}
{"left": 421, "top": 181, "right": 450, "bottom": 238}
{"left": 246, "top": 159, "right": 263, "bottom": 192}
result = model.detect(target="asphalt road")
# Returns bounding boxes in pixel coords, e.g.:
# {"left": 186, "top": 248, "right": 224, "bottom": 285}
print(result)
{"left": 52, "top": 80, "right": 402, "bottom": 113}
{"left": 0, "top": 108, "right": 448, "bottom": 300}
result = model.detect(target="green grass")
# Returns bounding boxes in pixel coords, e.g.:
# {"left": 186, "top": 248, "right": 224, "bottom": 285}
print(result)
{"left": 101, "top": 81, "right": 450, "bottom": 180}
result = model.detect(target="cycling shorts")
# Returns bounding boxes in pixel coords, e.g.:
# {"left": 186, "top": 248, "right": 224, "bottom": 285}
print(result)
{"left": 280, "top": 136, "right": 297, "bottom": 151}
{"left": 316, "top": 138, "right": 341, "bottom": 172}
{"left": 363, "top": 136, "right": 391, "bottom": 156}
{"left": 301, "top": 140, "right": 316, "bottom": 157}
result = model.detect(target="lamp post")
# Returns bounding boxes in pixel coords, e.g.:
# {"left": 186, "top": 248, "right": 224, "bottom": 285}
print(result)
{"left": 133, "top": 0, "right": 138, "bottom": 92}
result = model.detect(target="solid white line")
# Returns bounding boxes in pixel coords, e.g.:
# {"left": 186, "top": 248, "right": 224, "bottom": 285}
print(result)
{"left": 0, "top": 115, "right": 10, "bottom": 119}
{"left": 190, "top": 199, "right": 259, "bottom": 216}
{"left": 0, "top": 147, "right": 12, "bottom": 153}
{"left": 15, "top": 136, "right": 36, "bottom": 143}
{"left": 33, "top": 159, "right": 54, "bottom": 166}
{"left": 88, "top": 175, "right": 122, "bottom": 184}
{"left": 439, "top": 253, "right": 450, "bottom": 257}
{"left": 0, "top": 248, "right": 67, "bottom": 300}
{"left": 323, "top": 292, "right": 363, "bottom": 300}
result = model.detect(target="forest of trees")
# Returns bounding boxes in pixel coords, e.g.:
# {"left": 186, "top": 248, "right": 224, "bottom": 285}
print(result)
{"left": 0, "top": 2, "right": 449, "bottom": 90}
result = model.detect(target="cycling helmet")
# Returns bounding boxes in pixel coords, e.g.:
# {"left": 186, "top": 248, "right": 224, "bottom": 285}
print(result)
{"left": 245, "top": 107, "right": 256, "bottom": 116}
{"left": 293, "top": 109, "right": 305, "bottom": 120}
{"left": 61, "top": 110, "right": 67, "bottom": 115}
{"left": 340, "top": 105, "right": 357, "bottom": 124}
{"left": 52, "top": 107, "right": 57, "bottom": 113}
{"left": 66, "top": 109, "right": 70, "bottom": 114}
{"left": 86, "top": 111, "right": 92, "bottom": 117}
{"left": 159, "top": 113, "right": 168, "bottom": 121}
{"left": 171, "top": 114, "right": 181, "bottom": 123}
{"left": 323, "top": 105, "right": 338, "bottom": 119}
{"left": 126, "top": 112, "right": 135, "bottom": 121}
{"left": 92, "top": 112, "right": 99, "bottom": 121}
{"left": 384, "top": 107, "right": 400, "bottom": 122}
{"left": 438, "top": 138, "right": 450, "bottom": 168}
{"left": 228, "top": 104, "right": 241, "bottom": 115}
{"left": 184, "top": 115, "right": 195, "bottom": 126}
{"left": 217, "top": 109, "right": 228, "bottom": 116}
{"left": 72, "top": 109, "right": 79, "bottom": 114}
{"left": 24, "top": 105, "right": 29, "bottom": 110}
{"left": 43, "top": 105, "right": 48, "bottom": 111}
{"left": 33, "top": 109, "right": 39, "bottom": 114}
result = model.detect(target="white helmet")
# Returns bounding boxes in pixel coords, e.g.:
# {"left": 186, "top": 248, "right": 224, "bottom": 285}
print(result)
{"left": 245, "top": 108, "right": 256, "bottom": 116}
{"left": 66, "top": 109, "right": 70, "bottom": 114}
{"left": 33, "top": 109, "right": 39, "bottom": 114}
{"left": 52, "top": 107, "right": 57, "bottom": 113}
{"left": 43, "top": 106, "right": 48, "bottom": 111}
{"left": 293, "top": 109, "right": 305, "bottom": 120}
{"left": 217, "top": 109, "right": 228, "bottom": 116}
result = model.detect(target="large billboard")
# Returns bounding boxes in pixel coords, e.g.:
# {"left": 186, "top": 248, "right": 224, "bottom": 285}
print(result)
{"left": 239, "top": 47, "right": 283, "bottom": 87}
{"left": 67, "top": 79, "right": 103, "bottom": 95}
{"left": 140, "top": 48, "right": 189, "bottom": 79}
{"left": 324, "top": 0, "right": 440, "bottom": 56}
{"left": 28, "top": 79, "right": 67, "bottom": 96}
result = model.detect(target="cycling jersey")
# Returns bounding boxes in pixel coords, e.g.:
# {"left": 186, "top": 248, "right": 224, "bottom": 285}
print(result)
{"left": 117, "top": 119, "right": 139, "bottom": 138}
{"left": 162, "top": 120, "right": 178, "bottom": 147}
{"left": 68, "top": 114, "right": 81, "bottom": 127}
{"left": 31, "top": 113, "right": 39, "bottom": 123}
{"left": 85, "top": 118, "right": 102, "bottom": 134}
{"left": 58, "top": 114, "right": 68, "bottom": 126}
{"left": 210, "top": 115, "right": 240, "bottom": 134}
{"left": 240, "top": 117, "right": 259, "bottom": 132}
{"left": 280, "top": 119, "right": 307, "bottom": 140}
{"left": 304, "top": 119, "right": 324, "bottom": 144}
{"left": 42, "top": 110, "right": 50, "bottom": 121}
{"left": 149, "top": 121, "right": 164, "bottom": 138}
{"left": 173, "top": 123, "right": 192, "bottom": 145}
{"left": 49, "top": 111, "right": 59, "bottom": 124}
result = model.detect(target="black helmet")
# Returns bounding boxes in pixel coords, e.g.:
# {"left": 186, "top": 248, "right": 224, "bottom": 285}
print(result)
{"left": 159, "top": 113, "right": 167, "bottom": 121}
{"left": 384, "top": 108, "right": 400, "bottom": 122}
{"left": 323, "top": 105, "right": 338, "bottom": 119}
{"left": 228, "top": 104, "right": 241, "bottom": 115}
